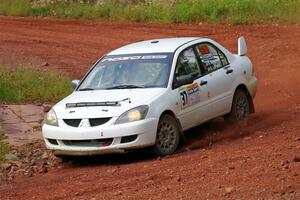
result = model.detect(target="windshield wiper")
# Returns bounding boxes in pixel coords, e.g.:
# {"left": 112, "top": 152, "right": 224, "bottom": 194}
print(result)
{"left": 78, "top": 88, "right": 94, "bottom": 91}
{"left": 105, "top": 85, "right": 144, "bottom": 90}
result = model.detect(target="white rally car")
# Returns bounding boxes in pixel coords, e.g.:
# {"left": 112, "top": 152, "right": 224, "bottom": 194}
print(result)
{"left": 43, "top": 37, "right": 257, "bottom": 156}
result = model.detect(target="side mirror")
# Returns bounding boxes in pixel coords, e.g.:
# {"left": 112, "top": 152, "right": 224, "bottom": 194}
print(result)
{"left": 173, "top": 74, "right": 193, "bottom": 88}
{"left": 238, "top": 36, "right": 247, "bottom": 56}
{"left": 71, "top": 80, "right": 80, "bottom": 89}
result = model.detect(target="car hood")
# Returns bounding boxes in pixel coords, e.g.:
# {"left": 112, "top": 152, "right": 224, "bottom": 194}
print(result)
{"left": 53, "top": 88, "right": 166, "bottom": 119}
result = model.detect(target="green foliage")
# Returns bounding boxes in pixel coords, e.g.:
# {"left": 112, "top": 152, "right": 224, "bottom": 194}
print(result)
{"left": 170, "top": 0, "right": 300, "bottom": 24}
{"left": 0, "top": 0, "right": 32, "bottom": 16}
{"left": 0, "top": 0, "right": 299, "bottom": 24}
{"left": 0, "top": 68, "right": 72, "bottom": 103}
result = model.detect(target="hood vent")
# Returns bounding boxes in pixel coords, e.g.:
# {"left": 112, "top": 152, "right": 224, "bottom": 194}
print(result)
{"left": 66, "top": 101, "right": 119, "bottom": 108}
{"left": 66, "top": 98, "right": 131, "bottom": 108}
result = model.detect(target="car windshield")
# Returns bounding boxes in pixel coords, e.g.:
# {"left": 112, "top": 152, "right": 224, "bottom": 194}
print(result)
{"left": 78, "top": 53, "right": 173, "bottom": 90}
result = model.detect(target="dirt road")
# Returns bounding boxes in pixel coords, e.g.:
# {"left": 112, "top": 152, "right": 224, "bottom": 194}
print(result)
{"left": 0, "top": 17, "right": 300, "bottom": 199}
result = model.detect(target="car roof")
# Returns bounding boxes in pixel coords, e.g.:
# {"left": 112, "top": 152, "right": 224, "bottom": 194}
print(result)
{"left": 107, "top": 37, "right": 201, "bottom": 55}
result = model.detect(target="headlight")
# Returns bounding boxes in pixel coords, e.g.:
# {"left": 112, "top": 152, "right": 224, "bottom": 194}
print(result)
{"left": 44, "top": 109, "right": 58, "bottom": 126}
{"left": 115, "top": 105, "right": 149, "bottom": 125}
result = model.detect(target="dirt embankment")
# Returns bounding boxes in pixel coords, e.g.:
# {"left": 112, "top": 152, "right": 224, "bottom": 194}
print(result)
{"left": 0, "top": 17, "right": 299, "bottom": 199}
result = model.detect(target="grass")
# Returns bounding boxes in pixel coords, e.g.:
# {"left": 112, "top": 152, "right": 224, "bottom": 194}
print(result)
{"left": 0, "top": 130, "right": 10, "bottom": 163}
{"left": 0, "top": 0, "right": 32, "bottom": 16}
{"left": 0, "top": 0, "right": 299, "bottom": 24}
{"left": 0, "top": 67, "right": 72, "bottom": 103}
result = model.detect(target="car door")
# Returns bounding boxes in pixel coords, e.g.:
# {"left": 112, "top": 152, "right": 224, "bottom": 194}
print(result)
{"left": 173, "top": 47, "right": 210, "bottom": 130}
{"left": 194, "top": 43, "right": 235, "bottom": 119}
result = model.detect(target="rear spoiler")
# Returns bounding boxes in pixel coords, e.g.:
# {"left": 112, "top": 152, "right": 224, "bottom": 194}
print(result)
{"left": 238, "top": 36, "right": 247, "bottom": 56}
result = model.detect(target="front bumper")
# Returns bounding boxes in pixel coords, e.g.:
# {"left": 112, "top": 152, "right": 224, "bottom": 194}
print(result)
{"left": 42, "top": 118, "right": 158, "bottom": 155}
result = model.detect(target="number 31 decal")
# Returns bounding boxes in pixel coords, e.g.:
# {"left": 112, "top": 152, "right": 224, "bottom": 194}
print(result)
{"left": 180, "top": 91, "right": 188, "bottom": 106}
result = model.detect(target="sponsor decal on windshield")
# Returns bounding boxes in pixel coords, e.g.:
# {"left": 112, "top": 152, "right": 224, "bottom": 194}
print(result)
{"left": 101, "top": 55, "right": 168, "bottom": 62}
{"left": 141, "top": 55, "right": 168, "bottom": 59}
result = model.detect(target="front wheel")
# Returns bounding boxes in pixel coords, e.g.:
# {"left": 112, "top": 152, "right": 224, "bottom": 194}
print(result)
{"left": 152, "top": 114, "right": 180, "bottom": 156}
{"left": 226, "top": 89, "right": 250, "bottom": 126}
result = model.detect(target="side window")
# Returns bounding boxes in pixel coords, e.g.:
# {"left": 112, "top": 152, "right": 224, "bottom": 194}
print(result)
{"left": 219, "top": 50, "right": 229, "bottom": 66}
{"left": 196, "top": 43, "right": 229, "bottom": 73}
{"left": 175, "top": 48, "right": 201, "bottom": 80}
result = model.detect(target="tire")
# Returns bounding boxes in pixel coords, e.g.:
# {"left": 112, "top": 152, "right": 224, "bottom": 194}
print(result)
{"left": 226, "top": 89, "right": 250, "bottom": 126}
{"left": 153, "top": 114, "right": 180, "bottom": 156}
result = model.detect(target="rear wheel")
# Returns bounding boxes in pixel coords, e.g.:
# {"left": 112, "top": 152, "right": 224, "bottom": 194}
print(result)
{"left": 153, "top": 114, "right": 180, "bottom": 156}
{"left": 226, "top": 89, "right": 250, "bottom": 126}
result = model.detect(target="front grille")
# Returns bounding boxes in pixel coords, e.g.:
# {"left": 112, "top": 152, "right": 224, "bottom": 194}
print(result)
{"left": 62, "top": 138, "right": 113, "bottom": 147}
{"left": 121, "top": 135, "right": 138, "bottom": 143}
{"left": 63, "top": 119, "right": 81, "bottom": 127}
{"left": 89, "top": 118, "right": 111, "bottom": 127}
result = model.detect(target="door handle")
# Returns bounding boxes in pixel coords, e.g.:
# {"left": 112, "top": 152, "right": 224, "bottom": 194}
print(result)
{"left": 226, "top": 69, "right": 233, "bottom": 74}
{"left": 200, "top": 80, "right": 208, "bottom": 86}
